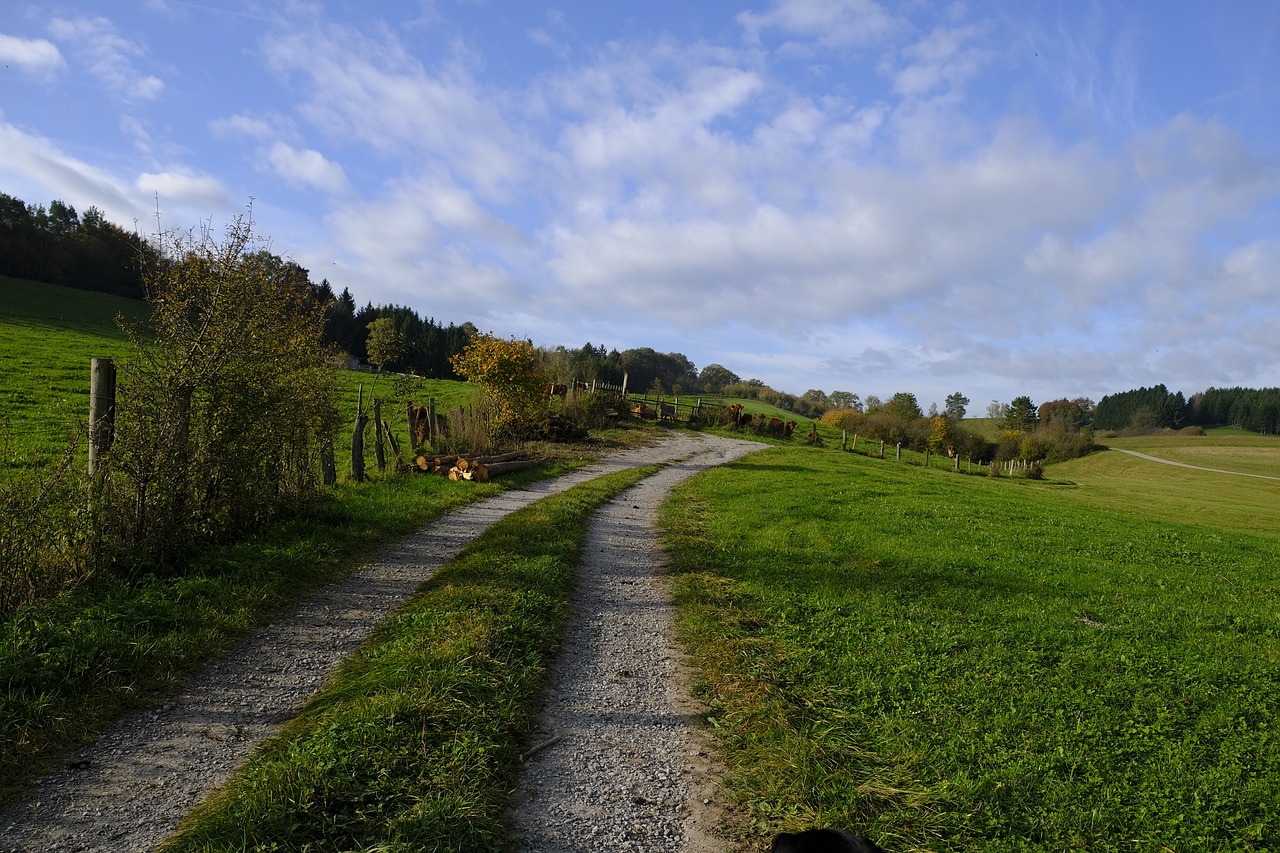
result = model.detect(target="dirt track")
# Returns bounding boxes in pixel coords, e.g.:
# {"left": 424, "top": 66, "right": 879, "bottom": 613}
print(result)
{"left": 0, "top": 431, "right": 764, "bottom": 853}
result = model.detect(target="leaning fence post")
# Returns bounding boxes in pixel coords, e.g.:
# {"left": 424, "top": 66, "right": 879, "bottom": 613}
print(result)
{"left": 352, "top": 385, "right": 368, "bottom": 483}
{"left": 373, "top": 398, "right": 385, "bottom": 472}
{"left": 89, "top": 357, "right": 116, "bottom": 478}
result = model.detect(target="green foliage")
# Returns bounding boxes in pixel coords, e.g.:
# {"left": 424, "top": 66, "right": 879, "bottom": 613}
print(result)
{"left": 1003, "top": 395, "right": 1038, "bottom": 431}
{"left": 883, "top": 391, "right": 922, "bottom": 422}
{"left": 1095, "top": 384, "right": 1188, "bottom": 432}
{"left": 364, "top": 316, "right": 405, "bottom": 372}
{"left": 662, "top": 445, "right": 1280, "bottom": 851}
{"left": 103, "top": 211, "right": 340, "bottom": 567}
{"left": 944, "top": 391, "right": 969, "bottom": 420}
{"left": 1192, "top": 386, "right": 1280, "bottom": 434}
{"left": 0, "top": 192, "right": 156, "bottom": 299}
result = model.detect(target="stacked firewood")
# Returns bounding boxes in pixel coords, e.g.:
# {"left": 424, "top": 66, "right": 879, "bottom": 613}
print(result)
{"left": 408, "top": 450, "right": 546, "bottom": 482}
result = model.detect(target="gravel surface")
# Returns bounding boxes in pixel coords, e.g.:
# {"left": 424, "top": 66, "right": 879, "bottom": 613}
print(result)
{"left": 508, "top": 438, "right": 763, "bottom": 853}
{"left": 0, "top": 431, "right": 763, "bottom": 853}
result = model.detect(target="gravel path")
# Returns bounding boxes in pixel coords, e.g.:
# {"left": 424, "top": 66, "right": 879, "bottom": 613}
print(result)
{"left": 0, "top": 431, "right": 762, "bottom": 853}
{"left": 509, "top": 438, "right": 763, "bottom": 852}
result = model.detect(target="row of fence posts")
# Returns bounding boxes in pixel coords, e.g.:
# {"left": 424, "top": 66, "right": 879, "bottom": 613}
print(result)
{"left": 85, "top": 359, "right": 438, "bottom": 487}
{"left": 840, "top": 428, "right": 974, "bottom": 472}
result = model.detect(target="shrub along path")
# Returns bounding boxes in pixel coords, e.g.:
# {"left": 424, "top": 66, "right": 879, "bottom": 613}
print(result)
{"left": 0, "top": 431, "right": 764, "bottom": 853}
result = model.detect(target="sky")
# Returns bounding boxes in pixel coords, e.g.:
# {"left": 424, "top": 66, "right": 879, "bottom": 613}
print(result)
{"left": 2, "top": 1, "right": 1279, "bottom": 411}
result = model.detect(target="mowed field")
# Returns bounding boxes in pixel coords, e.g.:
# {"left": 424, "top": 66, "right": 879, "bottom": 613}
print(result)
{"left": 662, "top": 435, "right": 1280, "bottom": 850}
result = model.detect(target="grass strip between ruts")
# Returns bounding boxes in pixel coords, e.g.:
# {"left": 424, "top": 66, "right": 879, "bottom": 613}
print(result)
{"left": 161, "top": 464, "right": 660, "bottom": 853}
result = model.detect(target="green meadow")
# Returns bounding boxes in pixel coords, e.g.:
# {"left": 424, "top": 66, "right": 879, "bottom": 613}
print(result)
{"left": 662, "top": 442, "right": 1280, "bottom": 851}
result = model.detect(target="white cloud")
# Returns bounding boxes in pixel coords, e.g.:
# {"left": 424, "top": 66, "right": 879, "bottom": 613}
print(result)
{"left": 738, "top": 0, "right": 902, "bottom": 49}
{"left": 0, "top": 121, "right": 142, "bottom": 223}
{"left": 211, "top": 114, "right": 276, "bottom": 141}
{"left": 48, "top": 16, "right": 164, "bottom": 102}
{"left": 135, "top": 168, "right": 229, "bottom": 209}
{"left": 0, "top": 33, "right": 65, "bottom": 76}
{"left": 266, "top": 142, "right": 349, "bottom": 194}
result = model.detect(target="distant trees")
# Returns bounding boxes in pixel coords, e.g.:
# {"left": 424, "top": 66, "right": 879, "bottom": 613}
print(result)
{"left": 1190, "top": 387, "right": 1280, "bottom": 434}
{"left": 883, "top": 392, "right": 923, "bottom": 422}
{"left": 1094, "top": 385, "right": 1188, "bottom": 432}
{"left": 827, "top": 391, "right": 860, "bottom": 411}
{"left": 0, "top": 192, "right": 156, "bottom": 298}
{"left": 698, "top": 363, "right": 740, "bottom": 394}
{"left": 944, "top": 392, "right": 969, "bottom": 420}
{"left": 1003, "top": 395, "right": 1039, "bottom": 431}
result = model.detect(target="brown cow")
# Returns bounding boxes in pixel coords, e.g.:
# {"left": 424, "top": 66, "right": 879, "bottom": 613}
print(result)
{"left": 658, "top": 401, "right": 677, "bottom": 421}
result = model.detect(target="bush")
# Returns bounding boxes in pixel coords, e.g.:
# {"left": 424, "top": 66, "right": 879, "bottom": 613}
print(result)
{"left": 103, "top": 212, "right": 338, "bottom": 569}
{"left": 449, "top": 335, "right": 548, "bottom": 443}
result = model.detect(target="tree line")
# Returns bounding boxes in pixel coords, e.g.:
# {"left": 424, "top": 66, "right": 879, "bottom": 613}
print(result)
{"left": 0, "top": 193, "right": 157, "bottom": 299}
{"left": 1094, "top": 384, "right": 1280, "bottom": 434}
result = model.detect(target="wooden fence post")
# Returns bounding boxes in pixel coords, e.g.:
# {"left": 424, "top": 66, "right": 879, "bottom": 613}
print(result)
{"left": 896, "top": 442, "right": 901, "bottom": 461}
{"left": 880, "top": 440, "right": 885, "bottom": 458}
{"left": 428, "top": 397, "right": 436, "bottom": 445}
{"left": 352, "top": 385, "right": 368, "bottom": 483}
{"left": 924, "top": 449, "right": 930, "bottom": 468}
{"left": 373, "top": 398, "right": 385, "bottom": 472}
{"left": 89, "top": 357, "right": 116, "bottom": 478}
{"left": 841, "top": 429, "right": 847, "bottom": 451}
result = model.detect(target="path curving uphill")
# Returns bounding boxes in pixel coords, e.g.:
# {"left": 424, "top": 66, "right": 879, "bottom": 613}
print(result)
{"left": 1110, "top": 447, "right": 1280, "bottom": 481}
{"left": 0, "top": 431, "right": 764, "bottom": 853}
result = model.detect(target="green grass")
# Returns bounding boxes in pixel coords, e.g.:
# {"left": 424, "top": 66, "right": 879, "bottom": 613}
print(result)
{"left": 661, "top": 445, "right": 1280, "bottom": 851}
{"left": 162, "top": 465, "right": 658, "bottom": 852}
{"left": 1050, "top": 438, "right": 1280, "bottom": 539}
{"left": 0, "top": 459, "right": 586, "bottom": 804}
{"left": 1100, "top": 428, "right": 1280, "bottom": 479}
{"left": 0, "top": 276, "right": 146, "bottom": 469}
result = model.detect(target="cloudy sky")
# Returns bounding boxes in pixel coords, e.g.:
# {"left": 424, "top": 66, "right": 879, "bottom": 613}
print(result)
{"left": 2, "top": 1, "right": 1279, "bottom": 409}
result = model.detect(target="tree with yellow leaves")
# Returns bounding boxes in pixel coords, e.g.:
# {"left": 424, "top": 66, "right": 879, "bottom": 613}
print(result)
{"left": 449, "top": 333, "right": 548, "bottom": 441}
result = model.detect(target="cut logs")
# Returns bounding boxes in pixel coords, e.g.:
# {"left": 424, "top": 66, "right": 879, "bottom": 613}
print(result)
{"left": 408, "top": 449, "right": 547, "bottom": 481}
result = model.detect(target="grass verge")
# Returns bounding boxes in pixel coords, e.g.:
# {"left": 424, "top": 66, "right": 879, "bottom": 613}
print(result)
{"left": 662, "top": 445, "right": 1280, "bottom": 851}
{"left": 161, "top": 464, "right": 659, "bottom": 852}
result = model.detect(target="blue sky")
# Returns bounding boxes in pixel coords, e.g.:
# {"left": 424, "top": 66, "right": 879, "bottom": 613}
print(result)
{"left": 2, "top": 1, "right": 1279, "bottom": 410}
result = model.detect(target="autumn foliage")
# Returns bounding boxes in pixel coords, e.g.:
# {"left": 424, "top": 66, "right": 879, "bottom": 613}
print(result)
{"left": 450, "top": 334, "right": 549, "bottom": 441}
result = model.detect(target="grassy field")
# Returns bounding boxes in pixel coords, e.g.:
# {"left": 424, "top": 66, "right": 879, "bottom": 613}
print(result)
{"left": 661, "top": 442, "right": 1280, "bottom": 851}
{"left": 0, "top": 276, "right": 146, "bottom": 469}
{"left": 1053, "top": 429, "right": 1280, "bottom": 538}
{"left": 1101, "top": 428, "right": 1280, "bottom": 478}
{"left": 0, "top": 275, "right": 479, "bottom": 475}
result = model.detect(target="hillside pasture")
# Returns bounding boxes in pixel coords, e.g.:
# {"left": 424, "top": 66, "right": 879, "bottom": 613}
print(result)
{"left": 663, "top": 443, "right": 1280, "bottom": 850}
{"left": 1053, "top": 431, "right": 1280, "bottom": 538}
{"left": 0, "top": 276, "right": 145, "bottom": 469}
{"left": 1101, "top": 427, "right": 1280, "bottom": 479}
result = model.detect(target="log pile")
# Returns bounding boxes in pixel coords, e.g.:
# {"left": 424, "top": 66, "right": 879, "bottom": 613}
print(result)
{"left": 408, "top": 450, "right": 547, "bottom": 482}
